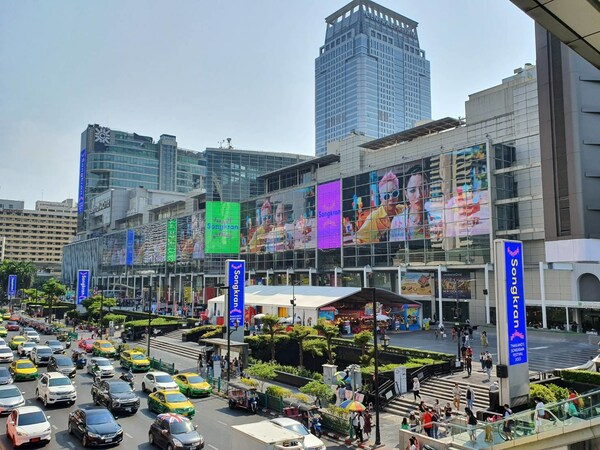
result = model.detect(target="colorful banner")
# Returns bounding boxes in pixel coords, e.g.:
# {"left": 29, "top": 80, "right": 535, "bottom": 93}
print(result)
{"left": 400, "top": 272, "right": 433, "bottom": 297}
{"left": 166, "top": 219, "right": 177, "bottom": 262}
{"left": 206, "top": 202, "right": 241, "bottom": 254}
{"left": 77, "top": 148, "right": 87, "bottom": 214}
{"left": 440, "top": 272, "right": 472, "bottom": 299}
{"left": 226, "top": 259, "right": 245, "bottom": 327}
{"left": 77, "top": 270, "right": 90, "bottom": 305}
{"left": 126, "top": 229, "right": 134, "bottom": 267}
{"left": 7, "top": 275, "right": 17, "bottom": 298}
{"left": 317, "top": 180, "right": 342, "bottom": 249}
{"left": 504, "top": 241, "right": 527, "bottom": 366}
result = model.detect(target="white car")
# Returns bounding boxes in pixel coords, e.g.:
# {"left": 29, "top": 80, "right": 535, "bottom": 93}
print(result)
{"left": 36, "top": 372, "right": 77, "bottom": 407}
{"left": 86, "top": 357, "right": 115, "bottom": 378}
{"left": 30, "top": 346, "right": 53, "bottom": 366}
{"left": 0, "top": 338, "right": 7, "bottom": 347}
{"left": 6, "top": 405, "right": 52, "bottom": 447}
{"left": 0, "top": 347, "right": 14, "bottom": 363}
{"left": 0, "top": 385, "right": 26, "bottom": 414}
{"left": 270, "top": 418, "right": 327, "bottom": 450}
{"left": 24, "top": 330, "right": 40, "bottom": 343}
{"left": 17, "top": 341, "right": 36, "bottom": 356}
{"left": 141, "top": 371, "right": 178, "bottom": 393}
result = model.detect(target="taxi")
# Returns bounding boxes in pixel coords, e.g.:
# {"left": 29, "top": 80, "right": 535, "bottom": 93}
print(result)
{"left": 9, "top": 359, "right": 39, "bottom": 381}
{"left": 0, "top": 326, "right": 7, "bottom": 337}
{"left": 9, "top": 336, "right": 27, "bottom": 350}
{"left": 147, "top": 389, "right": 195, "bottom": 417}
{"left": 92, "top": 340, "right": 116, "bottom": 358}
{"left": 3, "top": 312, "right": 11, "bottom": 321}
{"left": 120, "top": 350, "right": 150, "bottom": 372}
{"left": 174, "top": 373, "right": 212, "bottom": 397}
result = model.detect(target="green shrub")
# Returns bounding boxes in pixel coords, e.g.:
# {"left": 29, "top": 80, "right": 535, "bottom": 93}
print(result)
{"left": 125, "top": 318, "right": 180, "bottom": 327}
{"left": 292, "top": 393, "right": 310, "bottom": 404}
{"left": 299, "top": 380, "right": 334, "bottom": 402}
{"left": 529, "top": 384, "right": 556, "bottom": 406}
{"left": 239, "top": 378, "right": 258, "bottom": 388}
{"left": 103, "top": 314, "right": 126, "bottom": 326}
{"left": 265, "top": 385, "right": 292, "bottom": 398}
{"left": 546, "top": 383, "right": 569, "bottom": 401}
{"left": 183, "top": 324, "right": 217, "bottom": 335}
{"left": 558, "top": 369, "right": 600, "bottom": 386}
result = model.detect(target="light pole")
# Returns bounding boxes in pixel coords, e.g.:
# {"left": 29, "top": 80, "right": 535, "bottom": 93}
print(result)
{"left": 147, "top": 276, "right": 157, "bottom": 358}
{"left": 216, "top": 283, "right": 239, "bottom": 383}
{"left": 370, "top": 286, "right": 381, "bottom": 446}
{"left": 97, "top": 285, "right": 105, "bottom": 339}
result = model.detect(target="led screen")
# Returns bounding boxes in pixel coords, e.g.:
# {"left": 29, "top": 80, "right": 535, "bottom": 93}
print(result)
{"left": 317, "top": 180, "right": 341, "bottom": 249}
{"left": 205, "top": 202, "right": 240, "bottom": 254}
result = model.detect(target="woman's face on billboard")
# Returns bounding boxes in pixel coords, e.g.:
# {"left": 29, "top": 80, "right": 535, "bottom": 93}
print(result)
{"left": 406, "top": 174, "right": 425, "bottom": 211}
{"left": 275, "top": 203, "right": 286, "bottom": 226}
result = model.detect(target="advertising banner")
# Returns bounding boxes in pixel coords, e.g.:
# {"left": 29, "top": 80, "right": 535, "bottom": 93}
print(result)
{"left": 166, "top": 219, "right": 177, "bottom": 262}
{"left": 77, "top": 270, "right": 90, "bottom": 305}
{"left": 177, "top": 212, "right": 205, "bottom": 261}
{"left": 400, "top": 272, "right": 433, "bottom": 298}
{"left": 225, "top": 259, "right": 245, "bottom": 327}
{"left": 126, "top": 229, "right": 134, "bottom": 267}
{"left": 7, "top": 275, "right": 17, "bottom": 298}
{"left": 134, "top": 221, "right": 167, "bottom": 264}
{"left": 504, "top": 241, "right": 527, "bottom": 365}
{"left": 77, "top": 148, "right": 87, "bottom": 214}
{"left": 206, "top": 202, "right": 240, "bottom": 254}
{"left": 440, "top": 272, "right": 472, "bottom": 300}
{"left": 317, "top": 180, "right": 342, "bottom": 249}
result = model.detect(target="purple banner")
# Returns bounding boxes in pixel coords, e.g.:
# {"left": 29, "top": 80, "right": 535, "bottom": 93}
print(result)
{"left": 317, "top": 180, "right": 341, "bottom": 249}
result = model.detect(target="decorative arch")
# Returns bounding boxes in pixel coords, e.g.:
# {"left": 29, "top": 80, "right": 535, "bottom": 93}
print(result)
{"left": 578, "top": 273, "right": 600, "bottom": 302}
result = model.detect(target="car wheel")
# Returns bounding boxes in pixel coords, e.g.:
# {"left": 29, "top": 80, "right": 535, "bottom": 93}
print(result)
{"left": 44, "top": 395, "right": 49, "bottom": 407}
{"left": 167, "top": 445, "right": 174, "bottom": 450}
{"left": 68, "top": 422, "right": 74, "bottom": 435}
{"left": 148, "top": 432, "right": 154, "bottom": 445}
{"left": 82, "top": 435, "right": 90, "bottom": 448}
{"left": 142, "top": 383, "right": 146, "bottom": 393}
{"left": 153, "top": 387, "right": 157, "bottom": 393}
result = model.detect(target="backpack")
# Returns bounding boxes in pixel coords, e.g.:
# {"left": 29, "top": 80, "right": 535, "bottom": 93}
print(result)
{"left": 468, "top": 415, "right": 478, "bottom": 426}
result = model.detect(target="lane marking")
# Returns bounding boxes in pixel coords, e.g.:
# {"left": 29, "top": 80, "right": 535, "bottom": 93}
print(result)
{"left": 66, "top": 442, "right": 75, "bottom": 448}
{"left": 217, "top": 420, "right": 227, "bottom": 426}
{"left": 52, "top": 424, "right": 58, "bottom": 430}
{"left": 529, "top": 346, "right": 549, "bottom": 350}
{"left": 125, "top": 432, "right": 133, "bottom": 439}
{"left": 208, "top": 445, "right": 218, "bottom": 450}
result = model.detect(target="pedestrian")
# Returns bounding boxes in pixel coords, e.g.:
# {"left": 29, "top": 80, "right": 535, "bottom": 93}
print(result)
{"left": 197, "top": 353, "right": 202, "bottom": 374}
{"left": 444, "top": 402, "right": 453, "bottom": 423}
{"left": 485, "top": 354, "right": 493, "bottom": 381}
{"left": 481, "top": 330, "right": 488, "bottom": 348}
{"left": 466, "top": 386, "right": 475, "bottom": 410}
{"left": 465, "top": 407, "right": 477, "bottom": 441}
{"left": 412, "top": 376, "right": 422, "bottom": 401}
{"left": 401, "top": 417, "right": 410, "bottom": 430}
{"left": 535, "top": 397, "right": 546, "bottom": 432}
{"left": 363, "top": 410, "right": 372, "bottom": 439}
{"left": 351, "top": 411, "right": 364, "bottom": 443}
{"left": 466, "top": 355, "right": 472, "bottom": 376}
{"left": 452, "top": 383, "right": 462, "bottom": 411}
{"left": 406, "top": 436, "right": 419, "bottom": 450}
{"left": 431, "top": 406, "right": 440, "bottom": 439}
{"left": 479, "top": 352, "right": 486, "bottom": 372}
{"left": 422, "top": 408, "right": 433, "bottom": 437}
{"left": 503, "top": 404, "right": 514, "bottom": 440}
{"left": 433, "top": 399, "right": 441, "bottom": 418}
{"left": 418, "top": 400, "right": 427, "bottom": 413}
{"left": 408, "top": 411, "right": 418, "bottom": 432}
{"left": 339, "top": 383, "right": 346, "bottom": 404}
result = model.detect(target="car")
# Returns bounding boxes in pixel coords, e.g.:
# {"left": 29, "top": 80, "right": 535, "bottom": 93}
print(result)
{"left": 21, "top": 327, "right": 35, "bottom": 334}
{"left": 47, "top": 355, "right": 76, "bottom": 378}
{"left": 86, "top": 357, "right": 115, "bottom": 378}
{"left": 120, "top": 350, "right": 151, "bottom": 371}
{"left": 9, "top": 359, "right": 39, "bottom": 381}
{"left": 44, "top": 340, "right": 64, "bottom": 354}
{"left": 92, "top": 340, "right": 116, "bottom": 358}
{"left": 148, "top": 413, "right": 205, "bottom": 450}
{"left": 6, "top": 405, "right": 52, "bottom": 447}
{"left": 0, "top": 347, "right": 14, "bottom": 363}
{"left": 0, "top": 384, "right": 25, "bottom": 414}
{"left": 8, "top": 335, "right": 27, "bottom": 350}
{"left": 0, "top": 366, "right": 13, "bottom": 385}
{"left": 17, "top": 341, "right": 36, "bottom": 356}
{"left": 174, "top": 373, "right": 212, "bottom": 397}
{"left": 0, "top": 337, "right": 7, "bottom": 347}
{"left": 68, "top": 405, "right": 123, "bottom": 447}
{"left": 147, "top": 389, "right": 196, "bottom": 417}
{"left": 79, "top": 338, "right": 95, "bottom": 353}
{"left": 30, "top": 346, "right": 53, "bottom": 365}
{"left": 6, "top": 321, "right": 19, "bottom": 332}
{"left": 36, "top": 372, "right": 77, "bottom": 407}
{"left": 0, "top": 326, "right": 7, "bottom": 337}
{"left": 270, "top": 417, "right": 327, "bottom": 450}
{"left": 23, "top": 330, "right": 40, "bottom": 343}
{"left": 91, "top": 379, "right": 140, "bottom": 415}
{"left": 2, "top": 312, "right": 11, "bottom": 320}
{"left": 142, "top": 371, "right": 179, "bottom": 393}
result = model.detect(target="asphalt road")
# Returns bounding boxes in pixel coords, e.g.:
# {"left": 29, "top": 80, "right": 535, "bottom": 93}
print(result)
{"left": 0, "top": 329, "right": 345, "bottom": 450}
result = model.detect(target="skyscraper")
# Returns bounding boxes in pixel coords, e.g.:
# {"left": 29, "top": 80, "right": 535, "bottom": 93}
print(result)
{"left": 315, "top": 0, "right": 431, "bottom": 156}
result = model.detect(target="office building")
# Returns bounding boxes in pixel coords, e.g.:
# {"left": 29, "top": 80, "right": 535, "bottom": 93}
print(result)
{"left": 315, "top": 0, "right": 431, "bottom": 156}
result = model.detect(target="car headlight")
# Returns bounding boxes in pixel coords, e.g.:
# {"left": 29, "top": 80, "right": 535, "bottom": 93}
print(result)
{"left": 87, "top": 431, "right": 102, "bottom": 438}
{"left": 43, "top": 427, "right": 51, "bottom": 434}
{"left": 172, "top": 438, "right": 184, "bottom": 448}
{"left": 113, "top": 399, "right": 120, "bottom": 405}
{"left": 16, "top": 427, "right": 28, "bottom": 436}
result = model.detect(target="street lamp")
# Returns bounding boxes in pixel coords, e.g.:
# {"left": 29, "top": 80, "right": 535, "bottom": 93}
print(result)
{"left": 216, "top": 283, "right": 240, "bottom": 383}
{"left": 381, "top": 334, "right": 390, "bottom": 350}
{"left": 147, "top": 276, "right": 158, "bottom": 358}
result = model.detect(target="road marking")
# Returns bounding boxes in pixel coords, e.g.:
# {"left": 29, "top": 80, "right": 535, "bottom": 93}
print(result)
{"left": 52, "top": 424, "right": 58, "bottom": 430}
{"left": 217, "top": 420, "right": 227, "bottom": 426}
{"left": 208, "top": 445, "right": 218, "bottom": 450}
{"left": 125, "top": 432, "right": 133, "bottom": 439}
{"left": 530, "top": 346, "right": 549, "bottom": 350}
{"left": 66, "top": 442, "right": 75, "bottom": 448}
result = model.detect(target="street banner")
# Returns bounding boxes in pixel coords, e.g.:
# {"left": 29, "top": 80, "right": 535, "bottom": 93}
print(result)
{"left": 166, "top": 219, "right": 177, "bottom": 262}
{"left": 225, "top": 259, "right": 245, "bottom": 328}
{"left": 8, "top": 275, "right": 17, "bottom": 298}
{"left": 77, "top": 270, "right": 90, "bottom": 305}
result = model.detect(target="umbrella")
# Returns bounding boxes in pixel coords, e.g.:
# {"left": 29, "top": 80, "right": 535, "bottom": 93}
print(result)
{"left": 376, "top": 314, "right": 391, "bottom": 321}
{"left": 340, "top": 400, "right": 366, "bottom": 412}
{"left": 254, "top": 313, "right": 266, "bottom": 319}
{"left": 157, "top": 413, "right": 186, "bottom": 423}
{"left": 278, "top": 317, "right": 293, "bottom": 324}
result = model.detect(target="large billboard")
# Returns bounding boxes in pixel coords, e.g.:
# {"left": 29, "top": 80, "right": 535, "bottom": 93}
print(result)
{"left": 205, "top": 202, "right": 240, "bottom": 254}
{"left": 317, "top": 180, "right": 341, "bottom": 249}
{"left": 177, "top": 212, "right": 205, "bottom": 261}
{"left": 226, "top": 259, "right": 245, "bottom": 327}
{"left": 504, "top": 241, "right": 527, "bottom": 366}
{"left": 134, "top": 221, "right": 167, "bottom": 264}
{"left": 240, "top": 187, "right": 316, "bottom": 254}
{"left": 77, "top": 148, "right": 87, "bottom": 214}
{"left": 101, "top": 230, "right": 127, "bottom": 266}
{"left": 166, "top": 219, "right": 177, "bottom": 263}
{"left": 77, "top": 270, "right": 90, "bottom": 305}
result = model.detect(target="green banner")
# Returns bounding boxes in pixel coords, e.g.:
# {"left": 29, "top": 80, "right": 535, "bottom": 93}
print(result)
{"left": 166, "top": 219, "right": 177, "bottom": 262}
{"left": 205, "top": 202, "right": 240, "bottom": 254}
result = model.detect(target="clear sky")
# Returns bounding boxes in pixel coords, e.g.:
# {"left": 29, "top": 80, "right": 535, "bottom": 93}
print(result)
{"left": 0, "top": 0, "right": 535, "bottom": 209}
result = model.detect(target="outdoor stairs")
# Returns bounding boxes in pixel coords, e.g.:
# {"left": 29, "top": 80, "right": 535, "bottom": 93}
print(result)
{"left": 163, "top": 328, "right": 186, "bottom": 342}
{"left": 385, "top": 375, "right": 490, "bottom": 418}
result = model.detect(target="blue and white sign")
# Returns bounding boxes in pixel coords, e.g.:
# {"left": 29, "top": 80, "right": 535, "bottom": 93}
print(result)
{"left": 126, "top": 229, "right": 135, "bottom": 267}
{"left": 77, "top": 148, "right": 87, "bottom": 214}
{"left": 504, "top": 241, "right": 527, "bottom": 365}
{"left": 225, "top": 259, "right": 245, "bottom": 328}
{"left": 7, "top": 275, "right": 17, "bottom": 298}
{"left": 77, "top": 270, "right": 90, "bottom": 305}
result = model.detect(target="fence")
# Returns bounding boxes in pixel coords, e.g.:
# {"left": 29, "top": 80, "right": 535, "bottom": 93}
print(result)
{"left": 149, "top": 357, "right": 176, "bottom": 375}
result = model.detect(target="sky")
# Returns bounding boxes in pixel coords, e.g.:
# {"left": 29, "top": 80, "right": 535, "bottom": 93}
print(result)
{"left": 0, "top": 0, "right": 535, "bottom": 209}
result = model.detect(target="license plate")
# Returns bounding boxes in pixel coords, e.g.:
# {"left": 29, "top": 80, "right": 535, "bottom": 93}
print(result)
{"left": 31, "top": 437, "right": 40, "bottom": 442}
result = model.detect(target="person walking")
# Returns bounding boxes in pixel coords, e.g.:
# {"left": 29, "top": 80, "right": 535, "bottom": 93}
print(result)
{"left": 465, "top": 354, "right": 472, "bottom": 376}
{"left": 484, "top": 353, "right": 493, "bottom": 382}
{"left": 502, "top": 404, "right": 514, "bottom": 440}
{"left": 481, "top": 330, "right": 488, "bottom": 348}
{"left": 352, "top": 411, "right": 364, "bottom": 443}
{"left": 466, "top": 386, "right": 475, "bottom": 410}
{"left": 444, "top": 402, "right": 453, "bottom": 423}
{"left": 412, "top": 376, "right": 422, "bottom": 401}
{"left": 401, "top": 417, "right": 410, "bottom": 430}
{"left": 408, "top": 411, "right": 418, "bottom": 432}
{"left": 338, "top": 383, "right": 346, "bottom": 405}
{"left": 452, "top": 383, "right": 462, "bottom": 411}
{"left": 422, "top": 408, "right": 433, "bottom": 437}
{"left": 466, "top": 407, "right": 477, "bottom": 442}
{"left": 363, "top": 410, "right": 372, "bottom": 439}
{"left": 479, "top": 352, "right": 486, "bottom": 372}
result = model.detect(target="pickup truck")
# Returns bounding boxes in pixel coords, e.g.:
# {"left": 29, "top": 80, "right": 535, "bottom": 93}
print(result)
{"left": 231, "top": 421, "right": 304, "bottom": 450}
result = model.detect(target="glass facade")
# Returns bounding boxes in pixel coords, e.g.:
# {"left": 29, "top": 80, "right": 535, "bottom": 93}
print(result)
{"left": 315, "top": 1, "right": 431, "bottom": 156}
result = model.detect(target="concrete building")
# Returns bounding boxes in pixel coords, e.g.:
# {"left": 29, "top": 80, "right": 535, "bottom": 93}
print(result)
{"left": 0, "top": 199, "right": 77, "bottom": 276}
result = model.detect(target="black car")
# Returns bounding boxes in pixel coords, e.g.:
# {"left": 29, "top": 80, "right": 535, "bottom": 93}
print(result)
{"left": 149, "top": 413, "right": 204, "bottom": 450}
{"left": 47, "top": 355, "right": 77, "bottom": 379}
{"left": 68, "top": 406, "right": 124, "bottom": 447}
{"left": 91, "top": 379, "right": 140, "bottom": 414}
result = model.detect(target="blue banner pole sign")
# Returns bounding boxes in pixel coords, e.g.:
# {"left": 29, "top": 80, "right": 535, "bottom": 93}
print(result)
{"left": 77, "top": 270, "right": 90, "bottom": 306}
{"left": 225, "top": 260, "right": 245, "bottom": 328}
{"left": 7, "top": 275, "right": 17, "bottom": 299}
{"left": 504, "top": 241, "right": 527, "bottom": 365}
{"left": 126, "top": 229, "right": 135, "bottom": 267}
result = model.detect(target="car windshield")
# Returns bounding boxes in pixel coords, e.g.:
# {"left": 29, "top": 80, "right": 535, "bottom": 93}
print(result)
{"left": 131, "top": 354, "right": 146, "bottom": 360}
{"left": 165, "top": 393, "right": 187, "bottom": 403}
{"left": 110, "top": 384, "right": 132, "bottom": 394}
{"left": 47, "top": 341, "right": 60, "bottom": 346}
{"left": 17, "top": 362, "right": 34, "bottom": 369}
{"left": 85, "top": 340, "right": 94, "bottom": 345}
{"left": 0, "top": 348, "right": 11, "bottom": 354}
{"left": 96, "top": 360, "right": 111, "bottom": 367}
{"left": 100, "top": 343, "right": 112, "bottom": 348}
{"left": 38, "top": 349, "right": 52, "bottom": 354}
{"left": 283, "top": 423, "right": 309, "bottom": 436}
{"left": 0, "top": 368, "right": 9, "bottom": 376}
{"left": 156, "top": 375, "right": 173, "bottom": 383}
{"left": 18, "top": 411, "right": 46, "bottom": 426}
{"left": 49, "top": 378, "right": 71, "bottom": 387}
{"left": 187, "top": 376, "right": 204, "bottom": 384}
{"left": 170, "top": 420, "right": 195, "bottom": 434}
{"left": 0, "top": 388, "right": 21, "bottom": 399}
{"left": 23, "top": 343, "right": 35, "bottom": 348}
{"left": 54, "top": 357, "right": 72, "bottom": 366}
{"left": 86, "top": 411, "right": 114, "bottom": 425}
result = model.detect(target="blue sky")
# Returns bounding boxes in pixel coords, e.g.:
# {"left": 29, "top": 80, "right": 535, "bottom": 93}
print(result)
{"left": 0, "top": 0, "right": 535, "bottom": 208}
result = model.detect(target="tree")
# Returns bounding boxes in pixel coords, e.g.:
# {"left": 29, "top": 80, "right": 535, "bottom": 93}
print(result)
{"left": 314, "top": 319, "right": 339, "bottom": 364}
{"left": 0, "top": 260, "right": 36, "bottom": 294}
{"left": 299, "top": 380, "right": 334, "bottom": 406}
{"left": 289, "top": 325, "right": 316, "bottom": 368}
{"left": 261, "top": 314, "right": 282, "bottom": 362}
{"left": 246, "top": 362, "right": 277, "bottom": 392}
{"left": 41, "top": 278, "right": 66, "bottom": 321}
{"left": 353, "top": 330, "right": 373, "bottom": 365}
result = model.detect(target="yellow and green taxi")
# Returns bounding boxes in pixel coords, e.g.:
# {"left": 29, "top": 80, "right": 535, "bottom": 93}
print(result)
{"left": 174, "top": 372, "right": 212, "bottom": 397}
{"left": 92, "top": 340, "right": 116, "bottom": 358}
{"left": 9, "top": 359, "right": 39, "bottom": 381}
{"left": 147, "top": 389, "right": 195, "bottom": 417}
{"left": 0, "top": 326, "right": 7, "bottom": 337}
{"left": 9, "top": 336, "right": 27, "bottom": 350}
{"left": 120, "top": 350, "right": 150, "bottom": 371}
{"left": 2, "top": 312, "right": 10, "bottom": 321}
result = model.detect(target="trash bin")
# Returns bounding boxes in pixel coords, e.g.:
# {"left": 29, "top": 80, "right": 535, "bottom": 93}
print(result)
{"left": 489, "top": 381, "right": 500, "bottom": 411}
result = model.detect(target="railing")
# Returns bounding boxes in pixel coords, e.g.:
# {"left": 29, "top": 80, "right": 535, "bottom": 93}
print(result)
{"left": 149, "top": 357, "right": 176, "bottom": 375}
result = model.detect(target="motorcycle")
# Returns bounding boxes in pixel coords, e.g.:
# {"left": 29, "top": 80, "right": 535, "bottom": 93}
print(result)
{"left": 119, "top": 370, "right": 135, "bottom": 389}
{"left": 310, "top": 413, "right": 322, "bottom": 438}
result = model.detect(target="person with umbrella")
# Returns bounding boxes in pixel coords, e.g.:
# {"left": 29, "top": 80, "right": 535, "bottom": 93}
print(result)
{"left": 351, "top": 411, "right": 365, "bottom": 443}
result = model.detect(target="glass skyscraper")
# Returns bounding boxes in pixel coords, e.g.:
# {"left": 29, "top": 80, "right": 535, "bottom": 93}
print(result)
{"left": 315, "top": 0, "right": 431, "bottom": 156}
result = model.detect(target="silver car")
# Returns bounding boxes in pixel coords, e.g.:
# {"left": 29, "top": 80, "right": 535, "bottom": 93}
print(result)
{"left": 0, "top": 347, "right": 14, "bottom": 363}
{"left": 44, "top": 340, "right": 64, "bottom": 354}
{"left": 0, "top": 367, "right": 13, "bottom": 385}
{"left": 0, "top": 385, "right": 25, "bottom": 414}
{"left": 87, "top": 357, "right": 115, "bottom": 378}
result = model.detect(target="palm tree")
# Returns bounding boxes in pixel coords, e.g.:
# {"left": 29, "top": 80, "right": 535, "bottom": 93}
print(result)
{"left": 0, "top": 260, "right": 36, "bottom": 294}
{"left": 261, "top": 314, "right": 282, "bottom": 361}
{"left": 314, "top": 319, "right": 339, "bottom": 365}
{"left": 289, "top": 325, "right": 316, "bottom": 368}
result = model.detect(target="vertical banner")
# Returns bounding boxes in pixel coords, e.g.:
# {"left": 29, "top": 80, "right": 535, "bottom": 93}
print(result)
{"left": 317, "top": 180, "right": 342, "bottom": 249}
{"left": 166, "top": 219, "right": 177, "bottom": 262}
{"left": 205, "top": 202, "right": 241, "bottom": 254}
{"left": 77, "top": 270, "right": 90, "bottom": 305}
{"left": 7, "top": 275, "right": 17, "bottom": 298}
{"left": 126, "top": 229, "right": 135, "bottom": 267}
{"left": 504, "top": 241, "right": 527, "bottom": 365}
{"left": 77, "top": 148, "right": 87, "bottom": 214}
{"left": 225, "top": 259, "right": 245, "bottom": 328}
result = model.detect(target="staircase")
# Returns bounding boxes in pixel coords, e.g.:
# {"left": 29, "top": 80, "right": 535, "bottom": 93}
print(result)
{"left": 385, "top": 375, "right": 490, "bottom": 417}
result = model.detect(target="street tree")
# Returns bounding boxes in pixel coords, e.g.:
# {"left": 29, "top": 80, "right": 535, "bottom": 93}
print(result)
{"left": 314, "top": 319, "right": 339, "bottom": 364}
{"left": 353, "top": 330, "right": 372, "bottom": 365}
{"left": 41, "top": 278, "right": 66, "bottom": 321}
{"left": 299, "top": 380, "right": 334, "bottom": 406}
{"left": 289, "top": 325, "right": 316, "bottom": 368}
{"left": 261, "top": 314, "right": 282, "bottom": 361}
{"left": 0, "top": 260, "right": 36, "bottom": 294}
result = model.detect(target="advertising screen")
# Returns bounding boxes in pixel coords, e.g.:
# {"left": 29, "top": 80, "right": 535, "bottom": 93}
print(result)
{"left": 240, "top": 187, "right": 316, "bottom": 254}
{"left": 166, "top": 219, "right": 177, "bottom": 263}
{"left": 101, "top": 230, "right": 127, "bottom": 266}
{"left": 440, "top": 272, "right": 472, "bottom": 300}
{"left": 317, "top": 180, "right": 341, "bottom": 249}
{"left": 77, "top": 149, "right": 86, "bottom": 214}
{"left": 504, "top": 241, "right": 527, "bottom": 365}
{"left": 177, "top": 212, "right": 205, "bottom": 261}
{"left": 134, "top": 221, "right": 167, "bottom": 264}
{"left": 205, "top": 202, "right": 240, "bottom": 254}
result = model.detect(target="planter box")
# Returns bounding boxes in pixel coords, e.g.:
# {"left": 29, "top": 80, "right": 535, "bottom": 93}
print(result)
{"left": 274, "top": 370, "right": 313, "bottom": 388}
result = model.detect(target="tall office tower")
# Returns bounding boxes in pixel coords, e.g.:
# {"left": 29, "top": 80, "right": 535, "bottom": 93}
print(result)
{"left": 315, "top": 0, "right": 431, "bottom": 156}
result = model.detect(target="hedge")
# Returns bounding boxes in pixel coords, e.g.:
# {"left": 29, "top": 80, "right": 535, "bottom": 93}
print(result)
{"left": 124, "top": 318, "right": 180, "bottom": 327}
{"left": 265, "top": 385, "right": 292, "bottom": 398}
{"left": 558, "top": 369, "right": 600, "bottom": 386}
{"left": 530, "top": 384, "right": 556, "bottom": 406}
{"left": 330, "top": 337, "right": 454, "bottom": 361}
